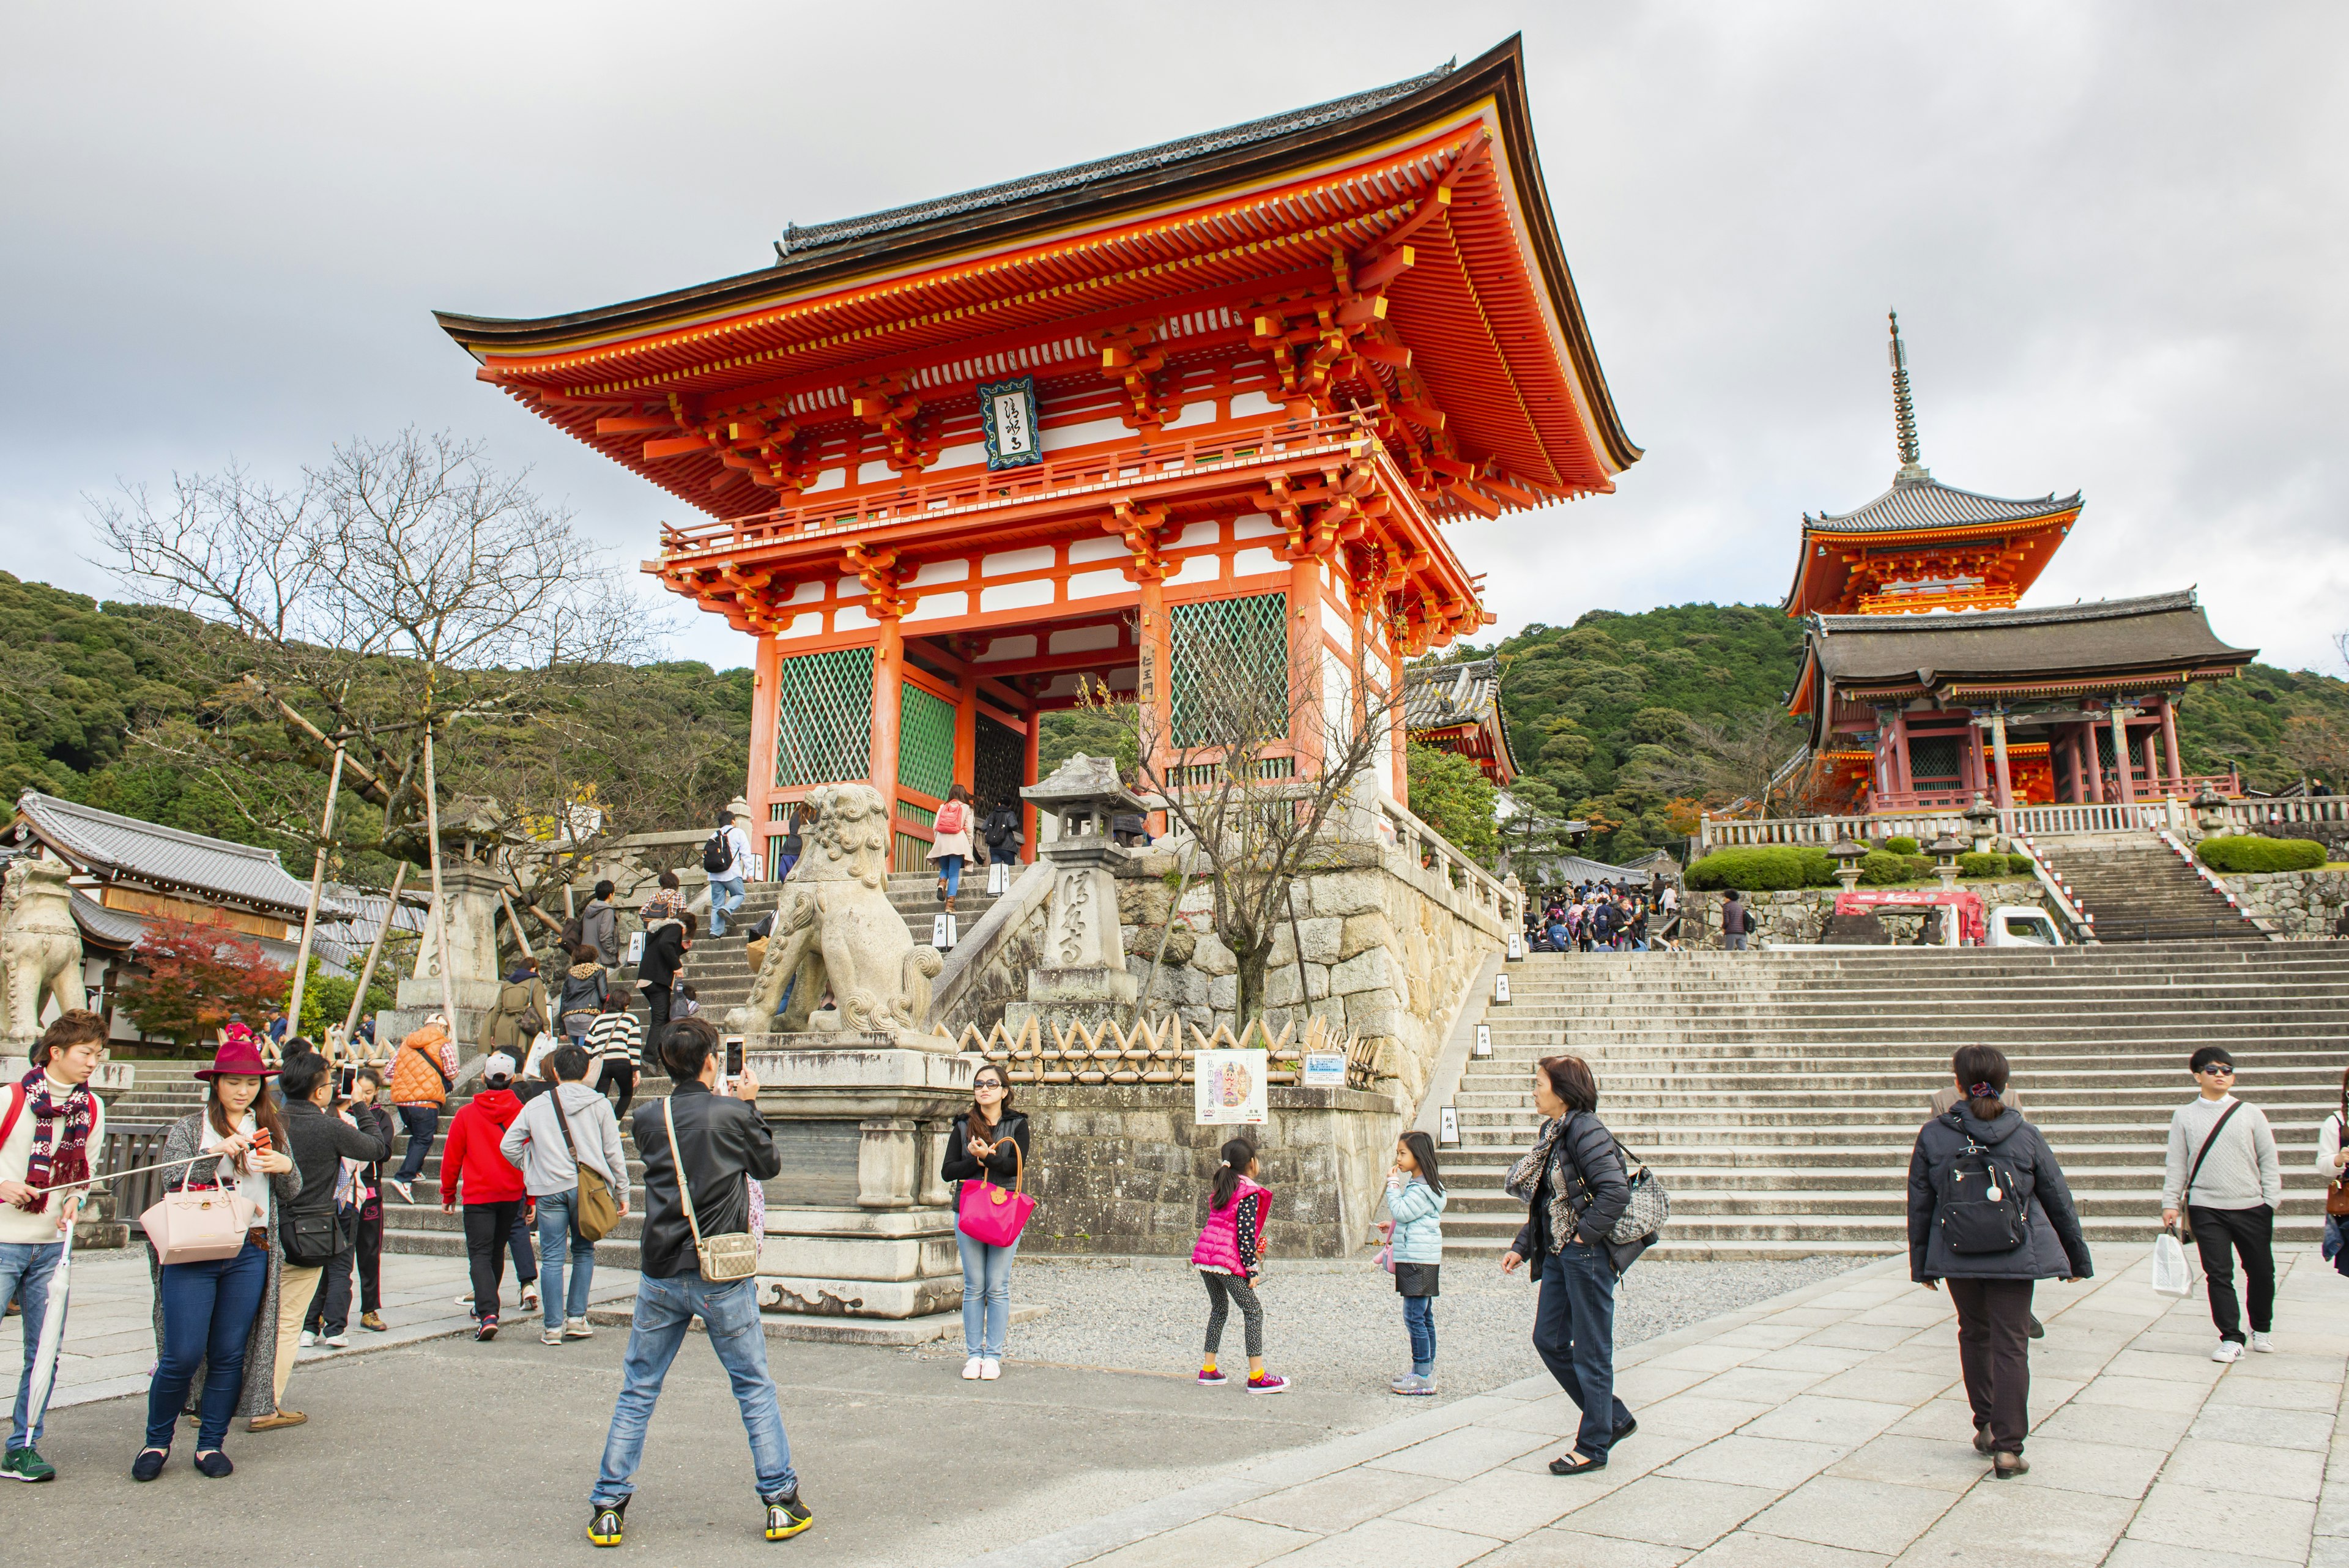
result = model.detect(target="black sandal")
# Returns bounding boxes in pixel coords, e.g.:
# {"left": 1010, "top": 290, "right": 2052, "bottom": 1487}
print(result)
{"left": 1549, "top": 1452, "right": 1608, "bottom": 1476}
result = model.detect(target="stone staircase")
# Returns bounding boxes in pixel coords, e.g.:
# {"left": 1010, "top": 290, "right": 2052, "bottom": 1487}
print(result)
{"left": 1441, "top": 942, "right": 2349, "bottom": 1263}
{"left": 2041, "top": 832, "right": 2263, "bottom": 943}
{"left": 98, "top": 868, "right": 1012, "bottom": 1271}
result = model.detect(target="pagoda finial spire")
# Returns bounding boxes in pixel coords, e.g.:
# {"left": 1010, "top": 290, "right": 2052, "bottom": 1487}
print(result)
{"left": 1889, "top": 310, "right": 1929, "bottom": 482}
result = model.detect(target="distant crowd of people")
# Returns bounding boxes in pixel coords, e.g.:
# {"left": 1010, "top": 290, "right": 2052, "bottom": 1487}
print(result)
{"left": 1525, "top": 879, "right": 1681, "bottom": 953}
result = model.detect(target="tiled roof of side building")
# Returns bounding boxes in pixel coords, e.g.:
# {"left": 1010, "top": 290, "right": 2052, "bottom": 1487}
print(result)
{"left": 778, "top": 64, "right": 1456, "bottom": 258}
{"left": 1808, "top": 591, "right": 2256, "bottom": 682}
{"left": 1403, "top": 658, "right": 1504, "bottom": 730}
{"left": 1804, "top": 474, "right": 2082, "bottom": 535}
{"left": 15, "top": 790, "right": 355, "bottom": 921}
{"left": 70, "top": 890, "right": 352, "bottom": 973}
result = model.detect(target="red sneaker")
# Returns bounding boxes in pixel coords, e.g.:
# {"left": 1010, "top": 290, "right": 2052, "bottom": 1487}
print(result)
{"left": 1196, "top": 1367, "right": 1228, "bottom": 1386}
{"left": 1246, "top": 1372, "right": 1290, "bottom": 1394}
{"left": 476, "top": 1317, "right": 499, "bottom": 1342}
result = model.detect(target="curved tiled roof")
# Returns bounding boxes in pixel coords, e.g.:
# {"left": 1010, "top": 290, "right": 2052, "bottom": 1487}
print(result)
{"left": 1808, "top": 590, "right": 2255, "bottom": 684}
{"left": 779, "top": 64, "right": 1456, "bottom": 258}
{"left": 1804, "top": 472, "right": 2082, "bottom": 535}
{"left": 15, "top": 790, "right": 354, "bottom": 921}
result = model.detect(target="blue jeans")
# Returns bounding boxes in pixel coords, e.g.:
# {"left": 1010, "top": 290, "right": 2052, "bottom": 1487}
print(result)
{"left": 708, "top": 875, "right": 745, "bottom": 936}
{"left": 593, "top": 1271, "right": 796, "bottom": 1506}
{"left": 774, "top": 854, "right": 796, "bottom": 882}
{"left": 935, "top": 855, "right": 964, "bottom": 897}
{"left": 1, "top": 1241, "right": 64, "bottom": 1450}
{"left": 956, "top": 1228, "right": 1017, "bottom": 1358}
{"left": 395, "top": 1104, "right": 439, "bottom": 1182}
{"left": 536, "top": 1189, "right": 598, "bottom": 1329}
{"left": 1534, "top": 1241, "right": 1630, "bottom": 1462}
{"left": 147, "top": 1240, "right": 270, "bottom": 1451}
{"left": 1403, "top": 1294, "right": 1436, "bottom": 1376}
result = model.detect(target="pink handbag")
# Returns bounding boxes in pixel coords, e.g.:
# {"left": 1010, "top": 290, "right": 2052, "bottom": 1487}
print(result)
{"left": 142, "top": 1160, "right": 256, "bottom": 1265}
{"left": 956, "top": 1139, "right": 1035, "bottom": 1249}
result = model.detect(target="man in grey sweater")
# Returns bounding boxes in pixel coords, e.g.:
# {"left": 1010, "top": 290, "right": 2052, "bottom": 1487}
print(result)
{"left": 2159, "top": 1045, "right": 2281, "bottom": 1362}
{"left": 501, "top": 1044, "right": 629, "bottom": 1346}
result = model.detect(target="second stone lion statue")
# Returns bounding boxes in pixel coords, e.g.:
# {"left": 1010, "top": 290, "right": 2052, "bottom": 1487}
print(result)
{"left": 2, "top": 855, "right": 86, "bottom": 1041}
{"left": 723, "top": 783, "right": 948, "bottom": 1049}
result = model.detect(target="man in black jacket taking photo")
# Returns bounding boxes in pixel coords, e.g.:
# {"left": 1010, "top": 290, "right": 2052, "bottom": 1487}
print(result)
{"left": 273, "top": 1056, "right": 393, "bottom": 1420}
{"left": 587, "top": 1017, "right": 806, "bottom": 1548}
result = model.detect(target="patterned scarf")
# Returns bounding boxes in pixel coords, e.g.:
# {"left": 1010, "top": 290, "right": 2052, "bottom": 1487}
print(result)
{"left": 13, "top": 1068, "right": 94, "bottom": 1214}
{"left": 1503, "top": 1113, "right": 1582, "bottom": 1256}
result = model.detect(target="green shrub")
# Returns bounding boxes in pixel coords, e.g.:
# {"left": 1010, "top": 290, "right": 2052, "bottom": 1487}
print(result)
{"left": 1956, "top": 852, "right": 2002, "bottom": 879}
{"left": 2006, "top": 853, "right": 2038, "bottom": 877}
{"left": 1883, "top": 835, "right": 1920, "bottom": 856}
{"left": 1858, "top": 850, "right": 1912, "bottom": 886}
{"left": 2197, "top": 835, "right": 2326, "bottom": 874}
{"left": 1687, "top": 846, "right": 1835, "bottom": 891}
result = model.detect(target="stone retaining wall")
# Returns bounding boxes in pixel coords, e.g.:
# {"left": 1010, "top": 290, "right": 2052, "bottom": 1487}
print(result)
{"left": 1013, "top": 1083, "right": 1397, "bottom": 1258}
{"left": 2223, "top": 868, "right": 2349, "bottom": 939}
{"left": 1680, "top": 881, "right": 2050, "bottom": 947}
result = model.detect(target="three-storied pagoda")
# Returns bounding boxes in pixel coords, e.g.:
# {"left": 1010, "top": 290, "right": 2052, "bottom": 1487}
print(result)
{"left": 437, "top": 39, "right": 1635, "bottom": 871}
{"left": 1787, "top": 316, "right": 2254, "bottom": 812}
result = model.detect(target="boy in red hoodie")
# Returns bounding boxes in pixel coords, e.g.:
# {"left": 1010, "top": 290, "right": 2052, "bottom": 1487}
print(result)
{"left": 441, "top": 1052, "right": 530, "bottom": 1341}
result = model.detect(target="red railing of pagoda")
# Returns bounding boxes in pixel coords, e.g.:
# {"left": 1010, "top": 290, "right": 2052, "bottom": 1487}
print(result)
{"left": 1867, "top": 771, "right": 2240, "bottom": 814}
{"left": 658, "top": 412, "right": 1372, "bottom": 560}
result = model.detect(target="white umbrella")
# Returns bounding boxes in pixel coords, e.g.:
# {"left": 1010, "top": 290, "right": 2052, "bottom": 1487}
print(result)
{"left": 19, "top": 1204, "right": 78, "bottom": 1437}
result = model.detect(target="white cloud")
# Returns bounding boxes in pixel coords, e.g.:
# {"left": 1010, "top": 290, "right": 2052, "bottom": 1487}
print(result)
{"left": 4, "top": 2, "right": 2341, "bottom": 674}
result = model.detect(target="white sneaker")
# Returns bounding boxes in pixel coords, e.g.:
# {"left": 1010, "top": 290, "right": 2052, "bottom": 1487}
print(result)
{"left": 2248, "top": 1332, "right": 2276, "bottom": 1353}
{"left": 298, "top": 1330, "right": 316, "bottom": 1348}
{"left": 961, "top": 1356, "right": 984, "bottom": 1380}
{"left": 564, "top": 1317, "right": 594, "bottom": 1340}
{"left": 2211, "top": 1340, "right": 2243, "bottom": 1363}
{"left": 979, "top": 1358, "right": 1002, "bottom": 1381}
{"left": 323, "top": 1332, "right": 349, "bottom": 1348}
{"left": 386, "top": 1179, "right": 414, "bottom": 1204}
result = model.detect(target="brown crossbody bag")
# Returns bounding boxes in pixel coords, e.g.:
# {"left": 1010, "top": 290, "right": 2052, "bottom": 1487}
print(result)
{"left": 551, "top": 1090, "right": 620, "bottom": 1243}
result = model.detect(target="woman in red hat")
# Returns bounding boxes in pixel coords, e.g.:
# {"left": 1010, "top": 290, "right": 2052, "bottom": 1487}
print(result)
{"left": 133, "top": 1036, "right": 301, "bottom": 1481}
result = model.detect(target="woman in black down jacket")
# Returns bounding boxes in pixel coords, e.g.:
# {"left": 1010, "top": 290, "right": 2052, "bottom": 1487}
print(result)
{"left": 1501, "top": 1053, "right": 1633, "bottom": 1477}
{"left": 1909, "top": 1044, "right": 2092, "bottom": 1478}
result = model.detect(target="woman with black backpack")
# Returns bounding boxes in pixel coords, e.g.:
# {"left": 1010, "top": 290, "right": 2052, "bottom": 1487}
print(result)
{"left": 1501, "top": 1053, "right": 1635, "bottom": 1477}
{"left": 1908, "top": 1044, "right": 2092, "bottom": 1478}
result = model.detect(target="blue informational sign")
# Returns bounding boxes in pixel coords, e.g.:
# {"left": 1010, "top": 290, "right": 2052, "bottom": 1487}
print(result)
{"left": 978, "top": 375, "right": 1042, "bottom": 470}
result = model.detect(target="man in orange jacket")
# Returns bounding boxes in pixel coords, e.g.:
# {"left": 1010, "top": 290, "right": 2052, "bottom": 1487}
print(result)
{"left": 440, "top": 1053, "right": 535, "bottom": 1341}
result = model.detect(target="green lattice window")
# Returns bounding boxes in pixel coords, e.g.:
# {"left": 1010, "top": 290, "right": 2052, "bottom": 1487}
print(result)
{"left": 1171, "top": 594, "right": 1288, "bottom": 747}
{"left": 774, "top": 647, "right": 875, "bottom": 787}
{"left": 1907, "top": 735, "right": 1962, "bottom": 783}
{"left": 898, "top": 681, "right": 957, "bottom": 800}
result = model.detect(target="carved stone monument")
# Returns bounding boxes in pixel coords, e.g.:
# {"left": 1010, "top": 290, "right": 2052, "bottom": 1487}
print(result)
{"left": 376, "top": 862, "right": 505, "bottom": 1052}
{"left": 2, "top": 856, "right": 86, "bottom": 1042}
{"left": 725, "top": 782, "right": 946, "bottom": 1049}
{"left": 1001, "top": 756, "right": 1146, "bottom": 1032}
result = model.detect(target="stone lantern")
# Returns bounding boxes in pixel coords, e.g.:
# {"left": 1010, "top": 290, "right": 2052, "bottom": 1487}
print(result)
{"left": 1964, "top": 794, "right": 2000, "bottom": 855}
{"left": 1004, "top": 754, "right": 1151, "bottom": 1029}
{"left": 2192, "top": 786, "right": 2227, "bottom": 838}
{"left": 1927, "top": 831, "right": 1965, "bottom": 890}
{"left": 1827, "top": 836, "right": 1868, "bottom": 893}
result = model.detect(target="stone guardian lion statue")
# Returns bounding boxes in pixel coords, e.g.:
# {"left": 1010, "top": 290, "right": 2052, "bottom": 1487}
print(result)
{"left": 2, "top": 856, "right": 86, "bottom": 1041}
{"left": 724, "top": 784, "right": 947, "bottom": 1049}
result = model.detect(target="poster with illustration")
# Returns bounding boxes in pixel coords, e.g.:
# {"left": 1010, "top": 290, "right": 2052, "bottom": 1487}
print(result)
{"left": 1193, "top": 1049, "right": 1267, "bottom": 1126}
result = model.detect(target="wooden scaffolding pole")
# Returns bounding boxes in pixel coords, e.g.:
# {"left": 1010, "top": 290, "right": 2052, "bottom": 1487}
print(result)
{"left": 340, "top": 860, "right": 409, "bottom": 1046}
{"left": 422, "top": 727, "right": 459, "bottom": 1026}
{"left": 283, "top": 744, "right": 347, "bottom": 1036}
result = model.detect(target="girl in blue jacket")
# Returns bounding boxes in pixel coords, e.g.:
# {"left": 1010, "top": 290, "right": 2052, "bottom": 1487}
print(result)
{"left": 1381, "top": 1131, "right": 1449, "bottom": 1394}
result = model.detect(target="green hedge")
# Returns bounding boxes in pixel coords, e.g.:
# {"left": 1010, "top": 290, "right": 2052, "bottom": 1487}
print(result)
{"left": 1858, "top": 850, "right": 1934, "bottom": 885}
{"left": 2197, "top": 835, "right": 2326, "bottom": 874}
{"left": 1686, "top": 846, "right": 1836, "bottom": 891}
{"left": 2007, "top": 853, "right": 2038, "bottom": 877}
{"left": 1883, "top": 835, "right": 1921, "bottom": 856}
{"left": 1956, "top": 852, "right": 2002, "bottom": 879}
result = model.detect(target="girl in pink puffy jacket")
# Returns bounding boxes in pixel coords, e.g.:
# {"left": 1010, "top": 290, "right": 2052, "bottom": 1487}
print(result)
{"left": 1189, "top": 1137, "right": 1287, "bottom": 1393}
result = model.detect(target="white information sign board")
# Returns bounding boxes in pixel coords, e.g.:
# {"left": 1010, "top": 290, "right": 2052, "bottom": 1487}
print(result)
{"left": 625, "top": 930, "right": 646, "bottom": 966}
{"left": 1193, "top": 1049, "right": 1268, "bottom": 1126}
{"left": 1506, "top": 931, "right": 1525, "bottom": 960}
{"left": 1492, "top": 973, "right": 1512, "bottom": 1006}
{"left": 1301, "top": 1051, "right": 1346, "bottom": 1088}
{"left": 1474, "top": 1024, "right": 1492, "bottom": 1058}
{"left": 1439, "top": 1105, "right": 1460, "bottom": 1145}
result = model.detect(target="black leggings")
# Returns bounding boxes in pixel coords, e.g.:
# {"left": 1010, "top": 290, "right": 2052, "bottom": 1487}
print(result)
{"left": 1202, "top": 1271, "right": 1263, "bottom": 1358}
{"left": 595, "top": 1060, "right": 638, "bottom": 1118}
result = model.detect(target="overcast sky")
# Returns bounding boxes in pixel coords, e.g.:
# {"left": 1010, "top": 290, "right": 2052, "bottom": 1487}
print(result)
{"left": 7, "top": 3, "right": 2343, "bottom": 675}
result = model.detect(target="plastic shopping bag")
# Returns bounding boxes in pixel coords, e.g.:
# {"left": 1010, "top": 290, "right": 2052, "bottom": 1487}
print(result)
{"left": 2151, "top": 1230, "right": 2194, "bottom": 1298}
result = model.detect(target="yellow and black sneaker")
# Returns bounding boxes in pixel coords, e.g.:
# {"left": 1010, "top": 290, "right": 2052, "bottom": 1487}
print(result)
{"left": 763, "top": 1490, "right": 813, "bottom": 1540}
{"left": 587, "top": 1500, "right": 626, "bottom": 1547}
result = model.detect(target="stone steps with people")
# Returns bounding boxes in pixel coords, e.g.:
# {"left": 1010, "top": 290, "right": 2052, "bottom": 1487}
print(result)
{"left": 2039, "top": 831, "right": 2262, "bottom": 942}
{"left": 1439, "top": 940, "right": 2347, "bottom": 1261}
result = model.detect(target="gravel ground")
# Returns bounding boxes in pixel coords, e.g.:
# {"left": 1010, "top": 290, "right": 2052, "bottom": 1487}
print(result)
{"left": 910, "top": 1251, "right": 1875, "bottom": 1398}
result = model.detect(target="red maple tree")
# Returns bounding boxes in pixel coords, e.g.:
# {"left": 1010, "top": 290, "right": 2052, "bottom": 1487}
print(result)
{"left": 116, "top": 916, "right": 293, "bottom": 1046}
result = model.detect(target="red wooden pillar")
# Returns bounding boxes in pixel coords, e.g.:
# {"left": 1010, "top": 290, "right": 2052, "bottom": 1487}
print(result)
{"left": 870, "top": 615, "right": 905, "bottom": 812}
{"left": 1286, "top": 557, "right": 1324, "bottom": 776}
{"left": 1137, "top": 574, "right": 1173, "bottom": 773}
{"left": 746, "top": 631, "right": 779, "bottom": 819}
{"left": 1021, "top": 710, "right": 1042, "bottom": 856}
{"left": 1989, "top": 708, "right": 2014, "bottom": 811}
{"left": 2160, "top": 697, "right": 2184, "bottom": 792}
{"left": 2109, "top": 704, "right": 2136, "bottom": 805}
{"left": 954, "top": 669, "right": 978, "bottom": 795}
{"left": 1890, "top": 708, "right": 1913, "bottom": 799}
{"left": 2084, "top": 721, "right": 2104, "bottom": 803}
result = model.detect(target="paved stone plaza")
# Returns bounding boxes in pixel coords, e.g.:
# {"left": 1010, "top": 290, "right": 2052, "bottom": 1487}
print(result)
{"left": 974, "top": 1244, "right": 2348, "bottom": 1568}
{"left": 11, "top": 1243, "right": 2343, "bottom": 1566}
